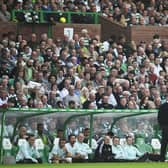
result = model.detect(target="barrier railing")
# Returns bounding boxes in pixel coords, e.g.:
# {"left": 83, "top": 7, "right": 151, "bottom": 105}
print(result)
{"left": 11, "top": 10, "right": 99, "bottom": 24}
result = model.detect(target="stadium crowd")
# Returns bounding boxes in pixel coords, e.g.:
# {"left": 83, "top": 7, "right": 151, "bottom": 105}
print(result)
{"left": 0, "top": 0, "right": 168, "bottom": 26}
{"left": 0, "top": 30, "right": 168, "bottom": 110}
{"left": 0, "top": 0, "right": 168, "bottom": 164}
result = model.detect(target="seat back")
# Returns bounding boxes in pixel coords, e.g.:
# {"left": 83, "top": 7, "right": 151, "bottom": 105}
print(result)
{"left": 35, "top": 138, "right": 44, "bottom": 150}
{"left": 18, "top": 139, "right": 27, "bottom": 147}
{"left": 120, "top": 138, "right": 126, "bottom": 146}
{"left": 151, "top": 138, "right": 161, "bottom": 150}
{"left": 3, "top": 138, "right": 12, "bottom": 150}
{"left": 135, "top": 137, "right": 145, "bottom": 145}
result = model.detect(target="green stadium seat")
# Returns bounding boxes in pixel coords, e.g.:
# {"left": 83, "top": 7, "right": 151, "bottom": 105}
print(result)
{"left": 2, "top": 138, "right": 16, "bottom": 164}
{"left": 35, "top": 138, "right": 50, "bottom": 163}
{"left": 135, "top": 137, "right": 153, "bottom": 153}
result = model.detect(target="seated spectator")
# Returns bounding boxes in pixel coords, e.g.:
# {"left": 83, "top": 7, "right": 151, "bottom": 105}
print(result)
{"left": 49, "top": 138, "right": 72, "bottom": 163}
{"left": 16, "top": 134, "right": 42, "bottom": 164}
{"left": 97, "top": 131, "right": 114, "bottom": 145}
{"left": 65, "top": 134, "right": 86, "bottom": 162}
{"left": 53, "top": 129, "right": 64, "bottom": 148}
{"left": 74, "top": 133, "right": 92, "bottom": 162}
{"left": 83, "top": 92, "right": 97, "bottom": 109}
{"left": 123, "top": 135, "right": 148, "bottom": 161}
{"left": 112, "top": 136, "right": 128, "bottom": 161}
{"left": 94, "top": 135, "right": 115, "bottom": 162}
{"left": 0, "top": 3, "right": 11, "bottom": 22}
{"left": 35, "top": 123, "right": 51, "bottom": 146}
{"left": 97, "top": 94, "right": 113, "bottom": 109}
{"left": 0, "top": 89, "right": 8, "bottom": 107}
{"left": 13, "top": 125, "right": 28, "bottom": 146}
{"left": 83, "top": 128, "right": 98, "bottom": 150}
{"left": 64, "top": 85, "right": 80, "bottom": 108}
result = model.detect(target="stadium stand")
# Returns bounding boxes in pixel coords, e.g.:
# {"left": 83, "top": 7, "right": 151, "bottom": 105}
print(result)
{"left": 0, "top": 0, "right": 168, "bottom": 164}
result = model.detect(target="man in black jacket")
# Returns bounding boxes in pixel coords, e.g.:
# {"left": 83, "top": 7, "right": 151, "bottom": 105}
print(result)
{"left": 94, "top": 135, "right": 115, "bottom": 162}
{"left": 158, "top": 99, "right": 168, "bottom": 161}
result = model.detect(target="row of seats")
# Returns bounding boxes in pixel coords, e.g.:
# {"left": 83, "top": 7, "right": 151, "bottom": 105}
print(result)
{"left": 1, "top": 137, "right": 163, "bottom": 164}
{"left": 2, "top": 138, "right": 50, "bottom": 163}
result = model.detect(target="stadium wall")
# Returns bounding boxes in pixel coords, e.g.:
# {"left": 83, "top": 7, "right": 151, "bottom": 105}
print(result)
{"left": 0, "top": 20, "right": 168, "bottom": 44}
{"left": 0, "top": 22, "right": 101, "bottom": 41}
{"left": 99, "top": 16, "right": 168, "bottom": 43}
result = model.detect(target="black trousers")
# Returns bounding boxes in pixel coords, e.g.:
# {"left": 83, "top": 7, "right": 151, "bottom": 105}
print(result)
{"left": 160, "top": 126, "right": 168, "bottom": 161}
{"left": 17, "top": 158, "right": 42, "bottom": 164}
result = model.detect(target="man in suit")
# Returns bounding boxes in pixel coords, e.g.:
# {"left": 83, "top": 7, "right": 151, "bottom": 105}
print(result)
{"left": 158, "top": 97, "right": 168, "bottom": 161}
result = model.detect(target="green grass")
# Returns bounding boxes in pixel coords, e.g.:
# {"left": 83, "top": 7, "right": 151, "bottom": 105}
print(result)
{"left": 0, "top": 163, "right": 168, "bottom": 168}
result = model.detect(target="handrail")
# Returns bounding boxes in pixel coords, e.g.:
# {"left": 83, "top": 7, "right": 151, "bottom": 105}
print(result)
{"left": 11, "top": 10, "right": 99, "bottom": 24}
{"left": 5, "top": 108, "right": 158, "bottom": 113}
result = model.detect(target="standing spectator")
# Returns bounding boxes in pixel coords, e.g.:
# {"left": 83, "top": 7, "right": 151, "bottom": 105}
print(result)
{"left": 27, "top": 33, "right": 39, "bottom": 51}
{"left": 157, "top": 95, "right": 168, "bottom": 162}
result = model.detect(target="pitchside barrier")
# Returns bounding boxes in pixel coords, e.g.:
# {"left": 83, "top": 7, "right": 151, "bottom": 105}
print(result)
{"left": 0, "top": 108, "right": 166, "bottom": 164}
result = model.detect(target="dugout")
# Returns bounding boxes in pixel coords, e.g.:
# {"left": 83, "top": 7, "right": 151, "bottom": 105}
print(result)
{"left": 0, "top": 108, "right": 163, "bottom": 164}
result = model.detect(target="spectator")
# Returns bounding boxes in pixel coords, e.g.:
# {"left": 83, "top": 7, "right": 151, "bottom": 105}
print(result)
{"left": 35, "top": 123, "right": 51, "bottom": 146}
{"left": 0, "top": 3, "right": 11, "bottom": 21}
{"left": 74, "top": 133, "right": 92, "bottom": 162}
{"left": 83, "top": 127, "right": 98, "bottom": 150}
{"left": 112, "top": 136, "right": 127, "bottom": 161}
{"left": 65, "top": 134, "right": 85, "bottom": 162}
{"left": 94, "top": 135, "right": 115, "bottom": 162}
{"left": 157, "top": 95, "right": 168, "bottom": 162}
{"left": 49, "top": 138, "right": 71, "bottom": 163}
{"left": 16, "top": 134, "right": 42, "bottom": 164}
{"left": 123, "top": 135, "right": 148, "bottom": 161}
{"left": 64, "top": 85, "right": 80, "bottom": 108}
{"left": 13, "top": 125, "right": 28, "bottom": 146}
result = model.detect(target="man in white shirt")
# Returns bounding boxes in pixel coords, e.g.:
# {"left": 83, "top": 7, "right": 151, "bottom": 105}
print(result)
{"left": 49, "top": 138, "right": 71, "bottom": 163}
{"left": 16, "top": 134, "right": 42, "bottom": 163}
{"left": 123, "top": 136, "right": 148, "bottom": 162}
{"left": 65, "top": 134, "right": 85, "bottom": 162}
{"left": 74, "top": 133, "right": 92, "bottom": 162}
{"left": 112, "top": 136, "right": 127, "bottom": 161}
